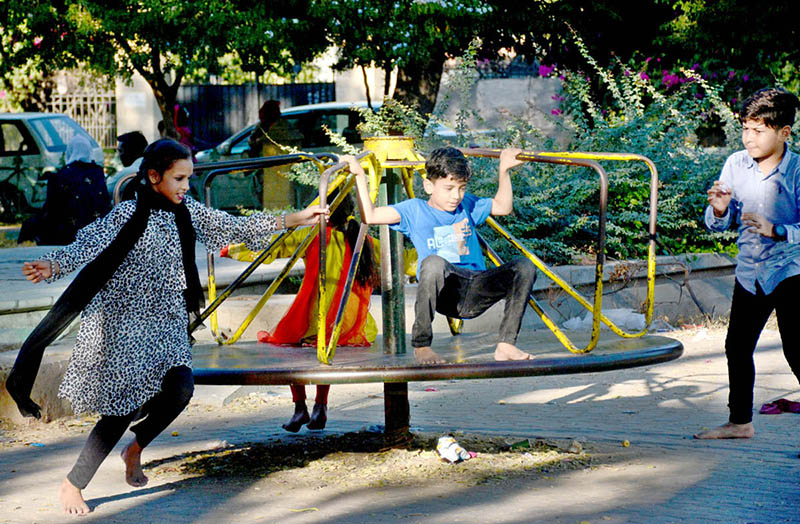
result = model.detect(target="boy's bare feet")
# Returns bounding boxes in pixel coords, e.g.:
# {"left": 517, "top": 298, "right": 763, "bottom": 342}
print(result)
{"left": 414, "top": 347, "right": 445, "bottom": 364}
{"left": 494, "top": 342, "right": 533, "bottom": 361}
{"left": 694, "top": 422, "right": 754, "bottom": 439}
{"left": 60, "top": 477, "right": 90, "bottom": 515}
{"left": 120, "top": 439, "right": 148, "bottom": 487}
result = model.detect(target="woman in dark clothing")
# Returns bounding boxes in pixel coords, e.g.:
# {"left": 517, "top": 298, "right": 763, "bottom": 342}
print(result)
{"left": 36, "top": 135, "right": 111, "bottom": 245}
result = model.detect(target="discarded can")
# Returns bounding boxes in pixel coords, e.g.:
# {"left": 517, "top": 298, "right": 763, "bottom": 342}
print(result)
{"left": 436, "top": 436, "right": 471, "bottom": 463}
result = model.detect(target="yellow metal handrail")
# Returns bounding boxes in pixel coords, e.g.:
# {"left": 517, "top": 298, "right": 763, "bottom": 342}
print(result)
{"left": 316, "top": 151, "right": 378, "bottom": 363}
{"left": 215, "top": 175, "right": 354, "bottom": 345}
{"left": 197, "top": 143, "right": 660, "bottom": 360}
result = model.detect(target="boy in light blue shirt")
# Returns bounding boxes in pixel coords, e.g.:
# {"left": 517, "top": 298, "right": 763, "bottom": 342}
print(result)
{"left": 347, "top": 147, "right": 536, "bottom": 364}
{"left": 697, "top": 87, "right": 800, "bottom": 439}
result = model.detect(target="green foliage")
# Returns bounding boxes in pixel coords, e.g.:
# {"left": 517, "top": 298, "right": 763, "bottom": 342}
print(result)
{"left": 655, "top": 0, "right": 800, "bottom": 104}
{"left": 426, "top": 38, "right": 742, "bottom": 265}
{"left": 354, "top": 99, "right": 428, "bottom": 138}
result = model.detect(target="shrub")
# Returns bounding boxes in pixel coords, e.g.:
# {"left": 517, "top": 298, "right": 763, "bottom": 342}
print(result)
{"left": 423, "top": 36, "right": 744, "bottom": 265}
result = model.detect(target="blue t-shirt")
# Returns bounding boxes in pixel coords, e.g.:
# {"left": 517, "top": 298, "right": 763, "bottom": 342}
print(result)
{"left": 389, "top": 193, "right": 492, "bottom": 273}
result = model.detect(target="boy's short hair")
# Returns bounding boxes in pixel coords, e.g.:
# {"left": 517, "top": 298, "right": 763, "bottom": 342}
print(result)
{"left": 740, "top": 87, "right": 800, "bottom": 129}
{"left": 426, "top": 147, "right": 471, "bottom": 181}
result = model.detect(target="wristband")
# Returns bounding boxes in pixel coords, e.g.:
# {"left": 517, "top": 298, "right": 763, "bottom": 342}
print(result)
{"left": 773, "top": 224, "right": 787, "bottom": 241}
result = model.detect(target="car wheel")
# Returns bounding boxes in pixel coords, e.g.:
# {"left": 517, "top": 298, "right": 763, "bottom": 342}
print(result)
{"left": 0, "top": 183, "right": 27, "bottom": 222}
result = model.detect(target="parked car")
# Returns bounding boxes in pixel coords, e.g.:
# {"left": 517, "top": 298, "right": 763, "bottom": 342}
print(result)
{"left": 192, "top": 101, "right": 382, "bottom": 210}
{"left": 192, "top": 100, "right": 476, "bottom": 210}
{"left": 195, "top": 101, "right": 377, "bottom": 164}
{"left": 0, "top": 113, "right": 103, "bottom": 220}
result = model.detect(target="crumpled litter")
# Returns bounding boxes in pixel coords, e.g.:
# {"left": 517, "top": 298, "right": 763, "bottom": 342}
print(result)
{"left": 436, "top": 435, "right": 471, "bottom": 463}
{"left": 563, "top": 308, "right": 646, "bottom": 331}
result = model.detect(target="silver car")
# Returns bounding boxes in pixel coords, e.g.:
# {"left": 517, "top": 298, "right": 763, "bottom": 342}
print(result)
{"left": 0, "top": 113, "right": 103, "bottom": 219}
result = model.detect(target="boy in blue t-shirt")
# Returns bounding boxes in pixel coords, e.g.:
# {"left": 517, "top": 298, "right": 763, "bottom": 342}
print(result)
{"left": 346, "top": 146, "right": 536, "bottom": 364}
{"left": 697, "top": 87, "right": 800, "bottom": 440}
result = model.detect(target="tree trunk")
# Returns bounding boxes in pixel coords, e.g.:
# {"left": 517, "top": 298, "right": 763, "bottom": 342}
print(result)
{"left": 148, "top": 82, "right": 179, "bottom": 140}
{"left": 393, "top": 56, "right": 444, "bottom": 116}
{"left": 143, "top": 71, "right": 184, "bottom": 141}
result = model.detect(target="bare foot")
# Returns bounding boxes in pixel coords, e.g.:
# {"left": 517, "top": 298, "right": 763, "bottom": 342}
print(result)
{"left": 694, "top": 422, "right": 754, "bottom": 439}
{"left": 60, "top": 477, "right": 90, "bottom": 515}
{"left": 120, "top": 439, "right": 148, "bottom": 487}
{"left": 494, "top": 342, "right": 533, "bottom": 361}
{"left": 414, "top": 347, "right": 445, "bottom": 364}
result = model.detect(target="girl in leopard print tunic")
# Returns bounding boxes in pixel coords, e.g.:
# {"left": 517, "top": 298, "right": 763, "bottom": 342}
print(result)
{"left": 21, "top": 139, "right": 326, "bottom": 515}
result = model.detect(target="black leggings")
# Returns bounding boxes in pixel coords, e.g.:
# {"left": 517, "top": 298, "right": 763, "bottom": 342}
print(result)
{"left": 725, "top": 277, "right": 800, "bottom": 424}
{"left": 66, "top": 366, "right": 194, "bottom": 489}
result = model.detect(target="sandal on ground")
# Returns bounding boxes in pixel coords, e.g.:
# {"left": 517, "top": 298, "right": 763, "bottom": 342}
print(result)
{"left": 776, "top": 398, "right": 800, "bottom": 414}
{"left": 759, "top": 402, "right": 782, "bottom": 415}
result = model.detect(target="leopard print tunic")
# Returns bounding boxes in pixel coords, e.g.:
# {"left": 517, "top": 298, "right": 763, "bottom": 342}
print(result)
{"left": 42, "top": 196, "right": 278, "bottom": 415}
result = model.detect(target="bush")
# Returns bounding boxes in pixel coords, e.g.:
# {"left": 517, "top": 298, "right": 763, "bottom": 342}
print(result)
{"left": 423, "top": 37, "right": 744, "bottom": 265}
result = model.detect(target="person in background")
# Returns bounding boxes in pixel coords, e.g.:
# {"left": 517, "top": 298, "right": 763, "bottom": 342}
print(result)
{"left": 248, "top": 100, "right": 302, "bottom": 208}
{"left": 19, "top": 135, "right": 111, "bottom": 245}
{"left": 174, "top": 105, "right": 196, "bottom": 161}
{"left": 114, "top": 132, "right": 149, "bottom": 202}
{"left": 117, "top": 131, "right": 148, "bottom": 168}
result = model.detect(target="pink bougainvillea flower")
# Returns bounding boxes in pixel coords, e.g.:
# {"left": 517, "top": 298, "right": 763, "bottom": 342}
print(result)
{"left": 539, "top": 64, "right": 554, "bottom": 77}
{"left": 33, "top": 36, "right": 42, "bottom": 47}
{"left": 640, "top": 72, "right": 650, "bottom": 81}
{"left": 551, "top": 108, "right": 563, "bottom": 116}
{"left": 0, "top": 90, "right": 6, "bottom": 99}
{"left": 728, "top": 70, "right": 735, "bottom": 79}
{"left": 743, "top": 74, "right": 749, "bottom": 82}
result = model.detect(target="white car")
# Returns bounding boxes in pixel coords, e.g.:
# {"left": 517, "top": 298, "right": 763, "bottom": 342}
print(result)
{"left": 0, "top": 113, "right": 103, "bottom": 219}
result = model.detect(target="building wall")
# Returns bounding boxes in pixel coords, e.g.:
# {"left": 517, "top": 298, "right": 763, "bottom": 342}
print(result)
{"left": 115, "top": 74, "right": 163, "bottom": 144}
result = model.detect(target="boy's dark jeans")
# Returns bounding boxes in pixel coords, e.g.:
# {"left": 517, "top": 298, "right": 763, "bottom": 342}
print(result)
{"left": 412, "top": 255, "right": 536, "bottom": 348}
{"left": 66, "top": 366, "right": 194, "bottom": 489}
{"left": 726, "top": 276, "right": 800, "bottom": 424}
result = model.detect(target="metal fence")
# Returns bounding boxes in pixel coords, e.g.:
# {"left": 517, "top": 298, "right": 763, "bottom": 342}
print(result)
{"left": 177, "top": 82, "right": 335, "bottom": 148}
{"left": 47, "top": 92, "right": 117, "bottom": 149}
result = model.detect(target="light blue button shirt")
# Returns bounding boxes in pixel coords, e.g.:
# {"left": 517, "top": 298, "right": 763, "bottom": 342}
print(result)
{"left": 705, "top": 147, "right": 800, "bottom": 294}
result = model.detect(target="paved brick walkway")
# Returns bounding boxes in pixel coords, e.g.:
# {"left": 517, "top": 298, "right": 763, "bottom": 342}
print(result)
{"left": 1, "top": 326, "right": 799, "bottom": 523}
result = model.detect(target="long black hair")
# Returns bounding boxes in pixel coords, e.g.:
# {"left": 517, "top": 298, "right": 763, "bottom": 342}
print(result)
{"left": 122, "top": 138, "right": 192, "bottom": 200}
{"left": 328, "top": 191, "right": 378, "bottom": 288}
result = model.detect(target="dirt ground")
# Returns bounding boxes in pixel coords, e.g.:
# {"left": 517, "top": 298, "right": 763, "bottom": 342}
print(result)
{"left": 0, "top": 394, "right": 613, "bottom": 496}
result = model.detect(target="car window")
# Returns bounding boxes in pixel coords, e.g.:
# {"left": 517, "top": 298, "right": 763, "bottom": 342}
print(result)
{"left": 229, "top": 131, "right": 252, "bottom": 155}
{"left": 0, "top": 121, "right": 39, "bottom": 156}
{"left": 297, "top": 110, "right": 362, "bottom": 149}
{"left": 28, "top": 116, "right": 98, "bottom": 153}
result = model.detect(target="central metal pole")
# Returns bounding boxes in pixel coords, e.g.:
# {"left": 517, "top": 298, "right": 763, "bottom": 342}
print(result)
{"left": 379, "top": 167, "right": 409, "bottom": 437}
{"left": 379, "top": 168, "right": 407, "bottom": 355}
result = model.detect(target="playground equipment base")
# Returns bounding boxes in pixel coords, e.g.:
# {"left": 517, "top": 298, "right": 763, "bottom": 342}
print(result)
{"left": 192, "top": 330, "right": 683, "bottom": 386}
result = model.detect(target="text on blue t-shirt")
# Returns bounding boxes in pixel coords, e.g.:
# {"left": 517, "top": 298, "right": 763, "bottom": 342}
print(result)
{"left": 389, "top": 193, "right": 492, "bottom": 273}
